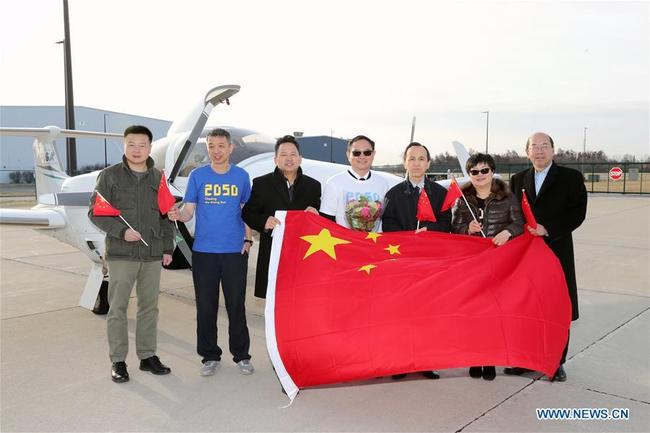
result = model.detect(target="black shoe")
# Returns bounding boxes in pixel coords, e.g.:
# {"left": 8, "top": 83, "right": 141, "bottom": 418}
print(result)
{"left": 503, "top": 366, "right": 534, "bottom": 375}
{"left": 482, "top": 366, "right": 496, "bottom": 381}
{"left": 392, "top": 373, "right": 407, "bottom": 380}
{"left": 421, "top": 371, "right": 440, "bottom": 379}
{"left": 469, "top": 366, "right": 482, "bottom": 378}
{"left": 111, "top": 361, "right": 129, "bottom": 383}
{"left": 552, "top": 365, "right": 567, "bottom": 382}
{"left": 139, "top": 355, "right": 171, "bottom": 375}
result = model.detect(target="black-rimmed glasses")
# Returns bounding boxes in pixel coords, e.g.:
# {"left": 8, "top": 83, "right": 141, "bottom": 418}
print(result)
{"left": 351, "top": 150, "right": 373, "bottom": 157}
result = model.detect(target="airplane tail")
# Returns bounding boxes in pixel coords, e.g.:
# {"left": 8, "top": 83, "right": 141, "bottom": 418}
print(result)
{"left": 0, "top": 126, "right": 122, "bottom": 196}
{"left": 32, "top": 131, "right": 68, "bottom": 196}
{"left": 452, "top": 141, "right": 471, "bottom": 178}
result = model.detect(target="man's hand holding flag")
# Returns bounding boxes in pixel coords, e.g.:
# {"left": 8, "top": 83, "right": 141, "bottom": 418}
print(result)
{"left": 92, "top": 192, "right": 149, "bottom": 246}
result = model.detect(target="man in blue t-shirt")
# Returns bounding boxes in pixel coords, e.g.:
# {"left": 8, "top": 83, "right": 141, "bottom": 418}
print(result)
{"left": 168, "top": 128, "right": 255, "bottom": 377}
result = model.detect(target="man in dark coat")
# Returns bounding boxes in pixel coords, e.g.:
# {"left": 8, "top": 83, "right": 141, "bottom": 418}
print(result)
{"left": 382, "top": 142, "right": 451, "bottom": 233}
{"left": 242, "top": 135, "right": 321, "bottom": 298}
{"left": 381, "top": 142, "right": 451, "bottom": 381}
{"left": 507, "top": 131, "right": 588, "bottom": 382}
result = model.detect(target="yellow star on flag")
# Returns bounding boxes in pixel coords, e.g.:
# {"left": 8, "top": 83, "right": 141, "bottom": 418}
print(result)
{"left": 384, "top": 244, "right": 401, "bottom": 255}
{"left": 358, "top": 264, "right": 377, "bottom": 275}
{"left": 300, "top": 229, "right": 351, "bottom": 260}
{"left": 365, "top": 232, "right": 382, "bottom": 243}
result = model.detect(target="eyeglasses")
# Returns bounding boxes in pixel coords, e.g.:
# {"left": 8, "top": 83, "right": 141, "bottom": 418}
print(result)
{"left": 469, "top": 167, "right": 491, "bottom": 176}
{"left": 351, "top": 150, "right": 373, "bottom": 157}
{"left": 530, "top": 143, "right": 551, "bottom": 150}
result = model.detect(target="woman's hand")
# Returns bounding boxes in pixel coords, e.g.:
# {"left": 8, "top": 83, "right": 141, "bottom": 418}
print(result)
{"left": 468, "top": 220, "right": 483, "bottom": 235}
{"left": 492, "top": 230, "right": 512, "bottom": 246}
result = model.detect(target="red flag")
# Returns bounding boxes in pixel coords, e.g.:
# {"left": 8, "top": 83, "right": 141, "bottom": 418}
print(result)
{"left": 92, "top": 192, "right": 120, "bottom": 217}
{"left": 441, "top": 177, "right": 463, "bottom": 211}
{"left": 521, "top": 189, "right": 537, "bottom": 229}
{"left": 157, "top": 171, "right": 176, "bottom": 215}
{"left": 266, "top": 211, "right": 571, "bottom": 401}
{"left": 415, "top": 188, "right": 436, "bottom": 222}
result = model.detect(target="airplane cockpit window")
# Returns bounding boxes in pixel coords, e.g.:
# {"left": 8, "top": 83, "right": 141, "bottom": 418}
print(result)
{"left": 178, "top": 139, "right": 209, "bottom": 177}
{"left": 176, "top": 127, "right": 275, "bottom": 178}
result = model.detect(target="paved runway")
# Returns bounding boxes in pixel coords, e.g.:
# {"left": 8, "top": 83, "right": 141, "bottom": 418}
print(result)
{"left": 1, "top": 194, "right": 648, "bottom": 432}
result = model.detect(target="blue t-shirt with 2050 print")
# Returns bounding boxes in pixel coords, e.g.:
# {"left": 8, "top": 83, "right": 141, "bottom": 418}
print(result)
{"left": 184, "top": 164, "right": 251, "bottom": 253}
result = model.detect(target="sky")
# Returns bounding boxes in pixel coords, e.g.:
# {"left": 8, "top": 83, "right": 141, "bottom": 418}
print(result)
{"left": 0, "top": 0, "right": 648, "bottom": 164}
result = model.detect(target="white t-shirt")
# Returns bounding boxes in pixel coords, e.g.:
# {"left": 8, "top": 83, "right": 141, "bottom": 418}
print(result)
{"left": 320, "top": 170, "right": 390, "bottom": 231}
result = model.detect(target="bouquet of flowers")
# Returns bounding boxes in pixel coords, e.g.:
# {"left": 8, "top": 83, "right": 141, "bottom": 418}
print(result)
{"left": 345, "top": 195, "right": 383, "bottom": 231}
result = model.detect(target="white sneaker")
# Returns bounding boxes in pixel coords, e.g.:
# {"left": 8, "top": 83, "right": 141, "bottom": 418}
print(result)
{"left": 200, "top": 360, "right": 220, "bottom": 376}
{"left": 237, "top": 359, "right": 255, "bottom": 375}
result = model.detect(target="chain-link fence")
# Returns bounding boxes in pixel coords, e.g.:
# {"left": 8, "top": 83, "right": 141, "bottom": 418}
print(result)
{"left": 426, "top": 162, "right": 649, "bottom": 195}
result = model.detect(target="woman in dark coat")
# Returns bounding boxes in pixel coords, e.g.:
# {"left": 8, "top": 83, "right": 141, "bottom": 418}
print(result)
{"left": 451, "top": 153, "right": 524, "bottom": 380}
{"left": 242, "top": 136, "right": 321, "bottom": 299}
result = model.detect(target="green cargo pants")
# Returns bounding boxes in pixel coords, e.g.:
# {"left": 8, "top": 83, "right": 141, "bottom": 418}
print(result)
{"left": 106, "top": 260, "right": 162, "bottom": 362}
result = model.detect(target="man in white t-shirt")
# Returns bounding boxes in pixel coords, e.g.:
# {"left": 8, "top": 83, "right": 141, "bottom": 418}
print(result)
{"left": 320, "top": 135, "right": 390, "bottom": 232}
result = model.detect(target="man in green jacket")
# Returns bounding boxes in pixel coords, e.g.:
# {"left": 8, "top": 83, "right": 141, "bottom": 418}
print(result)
{"left": 88, "top": 125, "right": 174, "bottom": 383}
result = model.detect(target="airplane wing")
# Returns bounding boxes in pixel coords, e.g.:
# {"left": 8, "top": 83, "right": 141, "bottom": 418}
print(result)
{"left": 0, "top": 207, "right": 66, "bottom": 227}
{"left": 0, "top": 126, "right": 122, "bottom": 140}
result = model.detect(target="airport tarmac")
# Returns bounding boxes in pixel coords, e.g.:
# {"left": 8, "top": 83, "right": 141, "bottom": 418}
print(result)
{"left": 1, "top": 194, "right": 648, "bottom": 432}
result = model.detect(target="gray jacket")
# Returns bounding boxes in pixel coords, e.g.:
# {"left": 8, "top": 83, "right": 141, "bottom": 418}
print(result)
{"left": 88, "top": 156, "right": 174, "bottom": 261}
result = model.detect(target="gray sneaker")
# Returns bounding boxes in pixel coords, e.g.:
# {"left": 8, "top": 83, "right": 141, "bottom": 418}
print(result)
{"left": 200, "top": 360, "right": 220, "bottom": 376}
{"left": 237, "top": 359, "right": 255, "bottom": 375}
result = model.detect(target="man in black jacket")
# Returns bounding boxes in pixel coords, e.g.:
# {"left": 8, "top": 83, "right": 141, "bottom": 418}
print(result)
{"left": 242, "top": 135, "right": 321, "bottom": 299}
{"left": 382, "top": 142, "right": 451, "bottom": 233}
{"left": 382, "top": 142, "right": 451, "bottom": 381}
{"left": 507, "top": 132, "right": 588, "bottom": 382}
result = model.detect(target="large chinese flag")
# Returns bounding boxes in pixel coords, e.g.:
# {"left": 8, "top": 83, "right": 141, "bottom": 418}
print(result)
{"left": 266, "top": 211, "right": 571, "bottom": 401}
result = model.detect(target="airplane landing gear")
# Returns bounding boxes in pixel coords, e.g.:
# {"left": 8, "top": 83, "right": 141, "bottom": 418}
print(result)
{"left": 92, "top": 279, "right": 109, "bottom": 315}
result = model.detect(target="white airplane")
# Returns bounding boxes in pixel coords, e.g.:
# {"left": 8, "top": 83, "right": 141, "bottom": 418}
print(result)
{"left": 0, "top": 84, "right": 470, "bottom": 312}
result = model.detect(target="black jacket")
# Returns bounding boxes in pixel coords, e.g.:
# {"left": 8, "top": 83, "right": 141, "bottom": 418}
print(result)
{"left": 242, "top": 167, "right": 321, "bottom": 298}
{"left": 510, "top": 162, "right": 587, "bottom": 320}
{"left": 382, "top": 178, "right": 451, "bottom": 232}
{"left": 451, "top": 178, "right": 524, "bottom": 238}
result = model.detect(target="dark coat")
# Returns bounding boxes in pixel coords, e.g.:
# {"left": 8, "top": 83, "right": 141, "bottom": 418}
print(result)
{"left": 451, "top": 178, "right": 524, "bottom": 238}
{"left": 510, "top": 162, "right": 587, "bottom": 320}
{"left": 242, "top": 167, "right": 321, "bottom": 298}
{"left": 382, "top": 178, "right": 451, "bottom": 232}
{"left": 88, "top": 156, "right": 174, "bottom": 261}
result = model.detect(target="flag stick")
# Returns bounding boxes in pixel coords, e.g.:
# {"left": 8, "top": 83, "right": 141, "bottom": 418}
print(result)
{"left": 458, "top": 188, "right": 486, "bottom": 238}
{"left": 96, "top": 191, "right": 149, "bottom": 246}
{"left": 118, "top": 215, "right": 149, "bottom": 247}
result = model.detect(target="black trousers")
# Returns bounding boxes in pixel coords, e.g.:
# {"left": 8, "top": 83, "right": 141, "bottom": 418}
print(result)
{"left": 560, "top": 330, "right": 570, "bottom": 365}
{"left": 192, "top": 251, "right": 251, "bottom": 363}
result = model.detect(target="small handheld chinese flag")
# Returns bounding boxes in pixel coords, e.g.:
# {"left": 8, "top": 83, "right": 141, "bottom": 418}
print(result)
{"left": 521, "top": 189, "right": 538, "bottom": 229}
{"left": 157, "top": 171, "right": 176, "bottom": 215}
{"left": 93, "top": 192, "right": 120, "bottom": 217}
{"left": 441, "top": 177, "right": 463, "bottom": 211}
{"left": 416, "top": 188, "right": 437, "bottom": 222}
